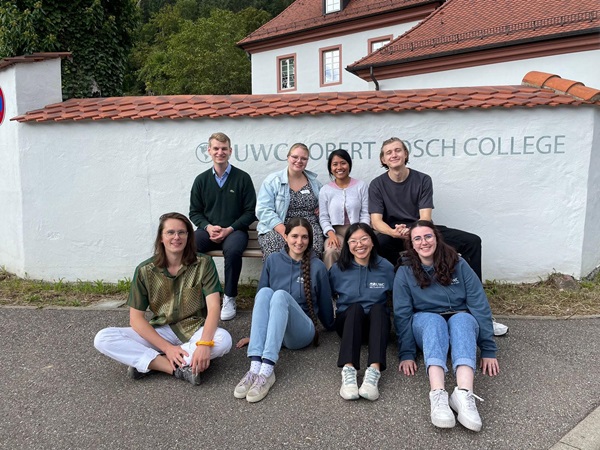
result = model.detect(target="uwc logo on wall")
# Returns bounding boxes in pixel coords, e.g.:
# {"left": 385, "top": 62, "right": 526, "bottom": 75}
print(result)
{"left": 0, "top": 87, "right": 5, "bottom": 125}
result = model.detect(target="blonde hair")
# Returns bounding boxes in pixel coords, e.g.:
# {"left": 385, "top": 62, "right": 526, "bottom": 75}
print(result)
{"left": 287, "top": 142, "right": 309, "bottom": 157}
{"left": 208, "top": 132, "right": 231, "bottom": 147}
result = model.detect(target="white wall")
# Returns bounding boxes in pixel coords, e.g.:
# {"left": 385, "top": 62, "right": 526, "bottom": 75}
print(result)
{"left": 6, "top": 105, "right": 598, "bottom": 283}
{"left": 0, "top": 59, "right": 63, "bottom": 275}
{"left": 251, "top": 22, "right": 417, "bottom": 94}
{"left": 371, "top": 50, "right": 600, "bottom": 91}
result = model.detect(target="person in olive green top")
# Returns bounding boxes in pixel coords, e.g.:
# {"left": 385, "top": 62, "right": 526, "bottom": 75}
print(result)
{"left": 190, "top": 132, "right": 257, "bottom": 321}
{"left": 94, "top": 212, "right": 232, "bottom": 385}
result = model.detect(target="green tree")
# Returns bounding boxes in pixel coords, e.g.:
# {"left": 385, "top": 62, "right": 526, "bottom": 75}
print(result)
{"left": 137, "top": 7, "right": 270, "bottom": 95}
{"left": 0, "top": 0, "right": 138, "bottom": 98}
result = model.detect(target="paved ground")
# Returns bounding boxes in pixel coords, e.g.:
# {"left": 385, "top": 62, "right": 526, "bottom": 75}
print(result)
{"left": 0, "top": 307, "right": 599, "bottom": 449}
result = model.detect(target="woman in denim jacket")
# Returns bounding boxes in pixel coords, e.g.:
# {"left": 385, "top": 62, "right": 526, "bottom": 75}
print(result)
{"left": 256, "top": 143, "right": 323, "bottom": 259}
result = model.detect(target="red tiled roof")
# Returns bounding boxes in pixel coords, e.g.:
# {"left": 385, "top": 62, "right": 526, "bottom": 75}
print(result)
{"left": 11, "top": 72, "right": 599, "bottom": 123}
{"left": 349, "top": 0, "right": 599, "bottom": 70}
{"left": 239, "top": 0, "right": 438, "bottom": 46}
{"left": 0, "top": 52, "right": 72, "bottom": 72}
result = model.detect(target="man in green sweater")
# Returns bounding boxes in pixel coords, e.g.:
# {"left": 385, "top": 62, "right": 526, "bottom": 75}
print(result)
{"left": 190, "top": 132, "right": 257, "bottom": 320}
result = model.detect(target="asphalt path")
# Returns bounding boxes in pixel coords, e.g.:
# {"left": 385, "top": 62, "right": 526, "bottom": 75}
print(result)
{"left": 0, "top": 308, "right": 598, "bottom": 449}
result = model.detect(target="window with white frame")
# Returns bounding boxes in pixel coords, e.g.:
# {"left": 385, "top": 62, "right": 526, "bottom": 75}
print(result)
{"left": 370, "top": 38, "right": 391, "bottom": 53}
{"left": 279, "top": 56, "right": 295, "bottom": 91}
{"left": 322, "top": 48, "right": 340, "bottom": 85}
{"left": 325, "top": 0, "right": 341, "bottom": 14}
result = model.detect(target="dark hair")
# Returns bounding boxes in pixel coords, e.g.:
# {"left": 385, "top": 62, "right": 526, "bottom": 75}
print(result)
{"left": 327, "top": 149, "right": 352, "bottom": 179}
{"left": 153, "top": 212, "right": 197, "bottom": 268}
{"left": 380, "top": 137, "right": 409, "bottom": 169}
{"left": 337, "top": 223, "right": 380, "bottom": 271}
{"left": 401, "top": 220, "right": 458, "bottom": 288}
{"left": 285, "top": 217, "right": 319, "bottom": 344}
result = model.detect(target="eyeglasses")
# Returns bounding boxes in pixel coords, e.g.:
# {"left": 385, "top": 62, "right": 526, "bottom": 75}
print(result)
{"left": 348, "top": 236, "right": 371, "bottom": 246}
{"left": 289, "top": 155, "right": 309, "bottom": 163}
{"left": 164, "top": 230, "right": 188, "bottom": 237}
{"left": 411, "top": 234, "right": 434, "bottom": 244}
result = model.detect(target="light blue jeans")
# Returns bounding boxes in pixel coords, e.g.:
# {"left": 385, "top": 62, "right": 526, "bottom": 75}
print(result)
{"left": 412, "top": 312, "right": 479, "bottom": 374}
{"left": 247, "top": 287, "right": 315, "bottom": 363}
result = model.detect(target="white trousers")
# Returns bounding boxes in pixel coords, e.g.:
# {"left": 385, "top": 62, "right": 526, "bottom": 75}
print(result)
{"left": 94, "top": 324, "right": 232, "bottom": 373}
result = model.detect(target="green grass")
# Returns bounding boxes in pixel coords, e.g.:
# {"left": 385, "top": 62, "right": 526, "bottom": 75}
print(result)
{"left": 1, "top": 267, "right": 599, "bottom": 316}
{"left": 0, "top": 267, "right": 130, "bottom": 307}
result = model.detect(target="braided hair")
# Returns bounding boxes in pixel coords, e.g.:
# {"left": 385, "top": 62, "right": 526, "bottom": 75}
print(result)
{"left": 284, "top": 217, "right": 319, "bottom": 345}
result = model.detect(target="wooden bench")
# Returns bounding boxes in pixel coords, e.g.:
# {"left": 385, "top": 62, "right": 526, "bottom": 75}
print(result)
{"left": 205, "top": 221, "right": 263, "bottom": 259}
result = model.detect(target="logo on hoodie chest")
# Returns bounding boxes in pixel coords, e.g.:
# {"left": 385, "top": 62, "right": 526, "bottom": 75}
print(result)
{"left": 369, "top": 282, "right": 386, "bottom": 289}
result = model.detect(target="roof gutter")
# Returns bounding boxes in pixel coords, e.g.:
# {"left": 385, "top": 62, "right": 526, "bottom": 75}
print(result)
{"left": 370, "top": 66, "right": 380, "bottom": 91}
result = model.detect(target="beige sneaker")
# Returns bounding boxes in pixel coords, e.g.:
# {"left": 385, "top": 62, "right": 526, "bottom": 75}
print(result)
{"left": 234, "top": 371, "right": 257, "bottom": 399}
{"left": 246, "top": 372, "right": 276, "bottom": 403}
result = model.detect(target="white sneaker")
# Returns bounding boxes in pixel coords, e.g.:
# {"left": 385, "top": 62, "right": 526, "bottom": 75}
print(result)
{"left": 449, "top": 387, "right": 483, "bottom": 432}
{"left": 429, "top": 389, "right": 456, "bottom": 428}
{"left": 221, "top": 295, "right": 236, "bottom": 321}
{"left": 493, "top": 320, "right": 509, "bottom": 336}
{"left": 358, "top": 366, "right": 381, "bottom": 401}
{"left": 339, "top": 366, "right": 359, "bottom": 400}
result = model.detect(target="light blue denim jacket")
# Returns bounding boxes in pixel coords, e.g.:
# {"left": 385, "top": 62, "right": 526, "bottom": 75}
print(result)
{"left": 256, "top": 168, "right": 322, "bottom": 235}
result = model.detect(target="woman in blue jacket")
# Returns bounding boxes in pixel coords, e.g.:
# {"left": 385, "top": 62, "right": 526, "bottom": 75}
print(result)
{"left": 329, "top": 223, "right": 394, "bottom": 401}
{"left": 234, "top": 217, "right": 334, "bottom": 403}
{"left": 256, "top": 143, "right": 323, "bottom": 260}
{"left": 394, "top": 220, "right": 499, "bottom": 432}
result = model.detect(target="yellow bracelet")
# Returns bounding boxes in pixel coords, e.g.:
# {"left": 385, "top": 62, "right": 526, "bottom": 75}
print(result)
{"left": 196, "top": 340, "right": 215, "bottom": 347}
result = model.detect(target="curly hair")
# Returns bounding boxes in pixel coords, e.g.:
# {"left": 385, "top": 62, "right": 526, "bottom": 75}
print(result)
{"left": 153, "top": 212, "right": 197, "bottom": 268}
{"left": 402, "top": 220, "right": 458, "bottom": 288}
{"left": 285, "top": 217, "right": 320, "bottom": 345}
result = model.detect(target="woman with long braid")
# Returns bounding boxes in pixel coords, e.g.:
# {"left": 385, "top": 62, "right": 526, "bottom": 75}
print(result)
{"left": 234, "top": 217, "right": 334, "bottom": 403}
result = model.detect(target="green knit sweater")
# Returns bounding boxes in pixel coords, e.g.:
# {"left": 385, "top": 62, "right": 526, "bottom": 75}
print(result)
{"left": 189, "top": 165, "right": 256, "bottom": 231}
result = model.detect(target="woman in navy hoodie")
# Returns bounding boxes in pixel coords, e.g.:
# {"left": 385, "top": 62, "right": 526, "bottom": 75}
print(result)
{"left": 329, "top": 223, "right": 395, "bottom": 401}
{"left": 394, "top": 220, "right": 499, "bottom": 432}
{"left": 234, "top": 217, "right": 334, "bottom": 403}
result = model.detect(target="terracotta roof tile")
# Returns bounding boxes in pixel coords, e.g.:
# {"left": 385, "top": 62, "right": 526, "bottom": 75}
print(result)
{"left": 11, "top": 72, "right": 599, "bottom": 124}
{"left": 349, "top": 0, "right": 599, "bottom": 70}
{"left": 522, "top": 71, "right": 600, "bottom": 102}
{"left": 239, "top": 0, "right": 438, "bottom": 47}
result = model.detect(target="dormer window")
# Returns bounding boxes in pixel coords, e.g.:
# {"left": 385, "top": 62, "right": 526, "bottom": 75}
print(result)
{"left": 325, "top": 0, "right": 341, "bottom": 14}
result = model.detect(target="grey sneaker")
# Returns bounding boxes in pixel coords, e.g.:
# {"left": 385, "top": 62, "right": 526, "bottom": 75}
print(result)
{"left": 339, "top": 366, "right": 359, "bottom": 400}
{"left": 429, "top": 389, "right": 456, "bottom": 428}
{"left": 221, "top": 295, "right": 237, "bottom": 321}
{"left": 358, "top": 366, "right": 381, "bottom": 401}
{"left": 449, "top": 387, "right": 483, "bottom": 432}
{"left": 234, "top": 371, "right": 257, "bottom": 399}
{"left": 127, "top": 366, "right": 150, "bottom": 380}
{"left": 173, "top": 366, "right": 201, "bottom": 386}
{"left": 246, "top": 372, "right": 276, "bottom": 403}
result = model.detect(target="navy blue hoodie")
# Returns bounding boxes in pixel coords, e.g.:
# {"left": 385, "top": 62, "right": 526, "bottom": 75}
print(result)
{"left": 393, "top": 257, "right": 497, "bottom": 361}
{"left": 259, "top": 249, "right": 335, "bottom": 330}
{"left": 328, "top": 255, "right": 394, "bottom": 314}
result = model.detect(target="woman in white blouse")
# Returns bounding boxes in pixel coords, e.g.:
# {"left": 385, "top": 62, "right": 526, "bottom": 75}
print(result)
{"left": 318, "top": 149, "right": 370, "bottom": 269}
